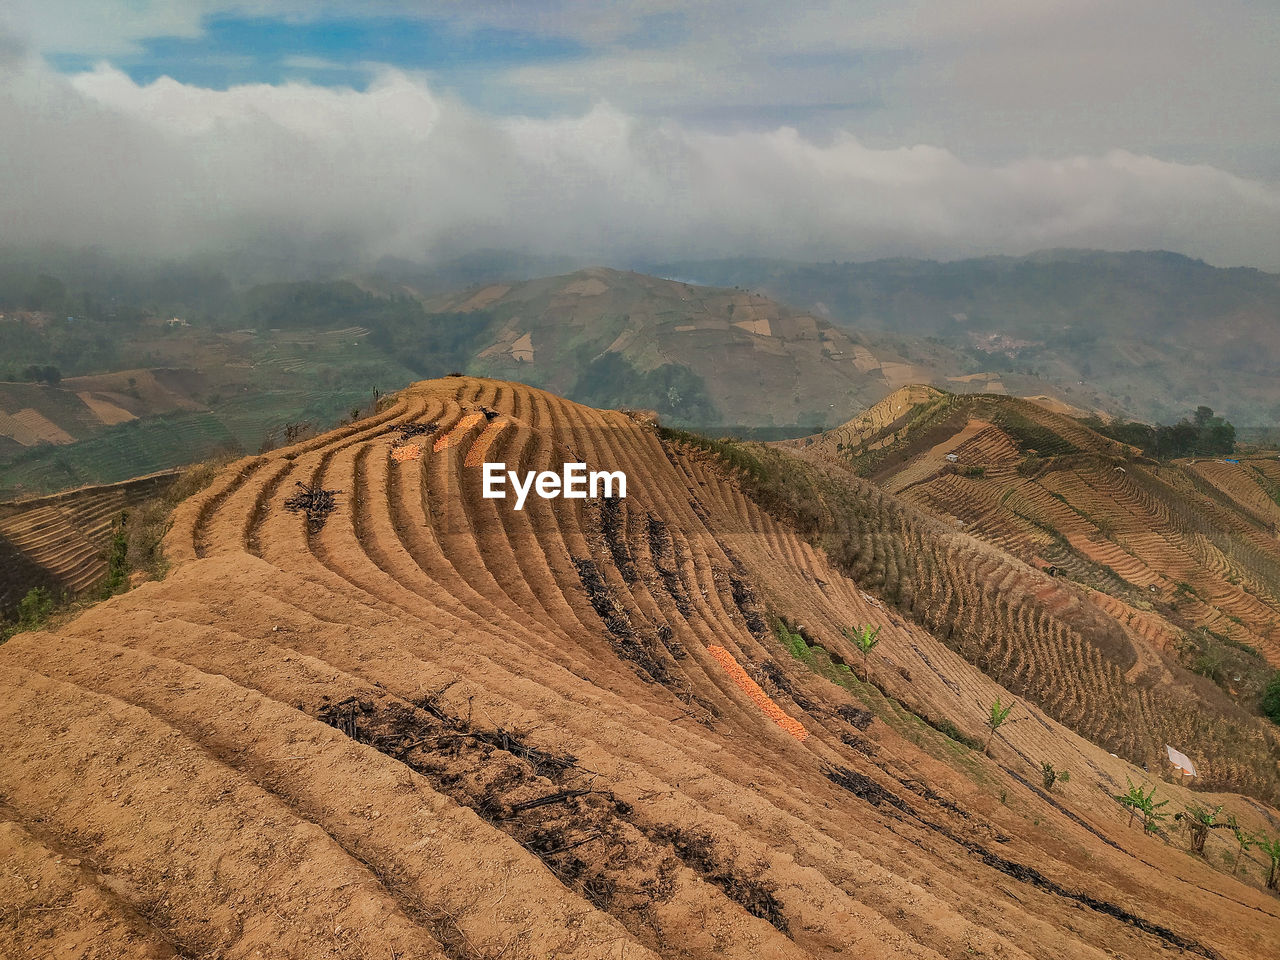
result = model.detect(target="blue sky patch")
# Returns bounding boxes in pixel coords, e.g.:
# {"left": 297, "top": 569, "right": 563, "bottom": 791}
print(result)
{"left": 48, "top": 14, "right": 589, "bottom": 90}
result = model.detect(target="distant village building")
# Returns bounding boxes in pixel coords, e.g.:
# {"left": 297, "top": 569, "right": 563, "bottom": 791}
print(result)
{"left": 168, "top": 317, "right": 189, "bottom": 328}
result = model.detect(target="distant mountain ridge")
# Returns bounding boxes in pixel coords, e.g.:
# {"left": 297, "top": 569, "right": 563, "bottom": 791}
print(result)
{"left": 4, "top": 250, "right": 1275, "bottom": 498}
{"left": 649, "top": 250, "right": 1280, "bottom": 427}
{"left": 423, "top": 267, "right": 959, "bottom": 429}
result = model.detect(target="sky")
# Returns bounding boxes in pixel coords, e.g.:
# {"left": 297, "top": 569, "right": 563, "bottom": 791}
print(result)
{"left": 1, "top": 1, "right": 1278, "bottom": 270}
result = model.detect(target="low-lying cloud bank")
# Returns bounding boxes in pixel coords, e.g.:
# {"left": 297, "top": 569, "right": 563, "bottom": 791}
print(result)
{"left": 3, "top": 48, "right": 1278, "bottom": 270}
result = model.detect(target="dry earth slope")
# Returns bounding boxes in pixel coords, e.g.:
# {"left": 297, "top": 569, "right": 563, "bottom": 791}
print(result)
{"left": 789, "top": 388, "right": 1280, "bottom": 793}
{"left": 0, "top": 470, "right": 179, "bottom": 615}
{"left": 795, "top": 388, "right": 1280, "bottom": 668}
{"left": 1, "top": 376, "right": 1278, "bottom": 960}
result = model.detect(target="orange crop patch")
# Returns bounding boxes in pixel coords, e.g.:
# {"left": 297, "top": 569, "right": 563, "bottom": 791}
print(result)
{"left": 433, "top": 412, "right": 485, "bottom": 452}
{"left": 391, "top": 443, "right": 422, "bottom": 463}
{"left": 463, "top": 419, "right": 510, "bottom": 467}
{"left": 707, "top": 645, "right": 807, "bottom": 741}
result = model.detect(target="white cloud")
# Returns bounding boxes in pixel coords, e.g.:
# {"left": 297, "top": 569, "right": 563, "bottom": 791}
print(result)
{"left": 1, "top": 51, "right": 1278, "bottom": 270}
{"left": 5, "top": 3, "right": 1278, "bottom": 176}
{"left": 0, "top": 1, "right": 208, "bottom": 56}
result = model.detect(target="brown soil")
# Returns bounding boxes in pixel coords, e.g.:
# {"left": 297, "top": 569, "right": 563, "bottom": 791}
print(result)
{"left": 2, "top": 377, "right": 1278, "bottom": 959}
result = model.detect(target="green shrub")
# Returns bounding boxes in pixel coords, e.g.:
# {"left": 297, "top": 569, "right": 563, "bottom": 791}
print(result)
{"left": 1262, "top": 672, "right": 1280, "bottom": 726}
{"left": 1041, "top": 761, "right": 1070, "bottom": 792}
{"left": 101, "top": 512, "right": 131, "bottom": 597}
{"left": 17, "top": 586, "right": 55, "bottom": 630}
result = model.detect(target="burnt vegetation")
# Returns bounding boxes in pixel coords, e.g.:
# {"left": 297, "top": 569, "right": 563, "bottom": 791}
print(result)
{"left": 597, "top": 495, "right": 638, "bottom": 583}
{"left": 282, "top": 481, "right": 340, "bottom": 532}
{"left": 646, "top": 514, "right": 691, "bottom": 614}
{"left": 390, "top": 420, "right": 439, "bottom": 445}
{"left": 317, "top": 690, "right": 791, "bottom": 942}
{"left": 570, "top": 555, "right": 686, "bottom": 691}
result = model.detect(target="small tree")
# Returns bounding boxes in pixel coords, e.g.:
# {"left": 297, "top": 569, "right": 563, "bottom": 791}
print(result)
{"left": 984, "top": 696, "right": 1016, "bottom": 755}
{"left": 1041, "top": 761, "right": 1070, "bottom": 792}
{"left": 1116, "top": 778, "right": 1170, "bottom": 834}
{"left": 1226, "top": 815, "right": 1254, "bottom": 877}
{"left": 1257, "top": 834, "right": 1280, "bottom": 891}
{"left": 843, "top": 624, "right": 881, "bottom": 677}
{"left": 1181, "top": 804, "right": 1223, "bottom": 855}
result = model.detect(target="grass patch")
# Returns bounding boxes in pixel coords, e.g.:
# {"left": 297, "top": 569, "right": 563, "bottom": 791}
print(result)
{"left": 773, "top": 617, "right": 812, "bottom": 663}
{"left": 765, "top": 609, "right": 988, "bottom": 777}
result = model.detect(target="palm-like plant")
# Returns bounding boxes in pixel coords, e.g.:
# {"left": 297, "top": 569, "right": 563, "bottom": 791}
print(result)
{"left": 1181, "top": 804, "right": 1224, "bottom": 855}
{"left": 1115, "top": 777, "right": 1170, "bottom": 834}
{"left": 1256, "top": 834, "right": 1280, "bottom": 891}
{"left": 1225, "top": 815, "right": 1254, "bottom": 877}
{"left": 843, "top": 624, "right": 881, "bottom": 677}
{"left": 984, "top": 696, "right": 1016, "bottom": 755}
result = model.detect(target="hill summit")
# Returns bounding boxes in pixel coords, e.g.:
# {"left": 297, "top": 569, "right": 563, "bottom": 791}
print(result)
{"left": 422, "top": 268, "right": 951, "bottom": 429}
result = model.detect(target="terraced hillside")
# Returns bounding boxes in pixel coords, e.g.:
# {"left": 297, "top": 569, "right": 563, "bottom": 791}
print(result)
{"left": 792, "top": 390, "right": 1280, "bottom": 733}
{"left": 814, "top": 392, "right": 1280, "bottom": 657}
{"left": 2, "top": 377, "right": 1278, "bottom": 959}
{"left": 0, "top": 470, "right": 179, "bottom": 615}
{"left": 0, "top": 369, "right": 208, "bottom": 448}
